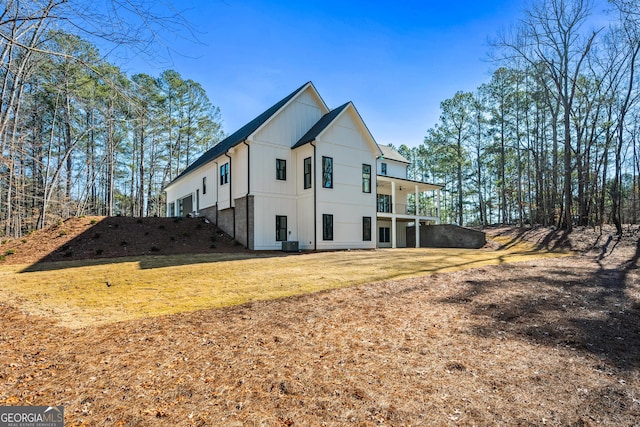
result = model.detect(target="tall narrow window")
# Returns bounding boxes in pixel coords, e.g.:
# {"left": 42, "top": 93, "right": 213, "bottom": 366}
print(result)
{"left": 202, "top": 176, "right": 207, "bottom": 194}
{"left": 323, "top": 214, "right": 333, "bottom": 240}
{"left": 322, "top": 156, "right": 333, "bottom": 188}
{"left": 196, "top": 189, "right": 200, "bottom": 211}
{"left": 381, "top": 162, "right": 387, "bottom": 176}
{"left": 362, "top": 164, "right": 371, "bottom": 193}
{"left": 220, "top": 163, "right": 229, "bottom": 185}
{"left": 363, "top": 216, "right": 372, "bottom": 241}
{"left": 276, "top": 215, "right": 287, "bottom": 242}
{"left": 169, "top": 202, "right": 175, "bottom": 217}
{"left": 304, "top": 157, "right": 312, "bottom": 189}
{"left": 276, "top": 159, "right": 286, "bottom": 180}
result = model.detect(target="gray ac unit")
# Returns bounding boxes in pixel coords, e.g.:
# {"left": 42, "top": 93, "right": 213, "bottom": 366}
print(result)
{"left": 281, "top": 241, "right": 299, "bottom": 252}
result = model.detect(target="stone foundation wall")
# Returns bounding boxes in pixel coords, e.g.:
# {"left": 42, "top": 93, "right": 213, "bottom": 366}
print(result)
{"left": 233, "top": 196, "right": 254, "bottom": 250}
{"left": 421, "top": 224, "right": 486, "bottom": 248}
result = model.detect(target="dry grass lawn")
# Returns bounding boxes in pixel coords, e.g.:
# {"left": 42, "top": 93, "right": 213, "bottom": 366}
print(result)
{"left": 1, "top": 226, "right": 639, "bottom": 426}
{"left": 0, "top": 240, "right": 566, "bottom": 328}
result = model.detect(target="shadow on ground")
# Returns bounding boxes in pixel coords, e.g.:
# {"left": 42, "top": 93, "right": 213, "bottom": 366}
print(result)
{"left": 18, "top": 216, "right": 263, "bottom": 273}
{"left": 439, "top": 238, "right": 640, "bottom": 370}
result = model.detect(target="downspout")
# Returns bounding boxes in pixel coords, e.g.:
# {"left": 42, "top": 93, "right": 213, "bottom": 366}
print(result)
{"left": 243, "top": 140, "right": 250, "bottom": 249}
{"left": 225, "top": 151, "right": 235, "bottom": 239}
{"left": 213, "top": 161, "right": 219, "bottom": 225}
{"left": 311, "top": 140, "right": 317, "bottom": 251}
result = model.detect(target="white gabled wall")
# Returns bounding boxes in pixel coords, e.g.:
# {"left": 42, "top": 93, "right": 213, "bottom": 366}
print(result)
{"left": 377, "top": 158, "right": 408, "bottom": 180}
{"left": 165, "top": 83, "right": 382, "bottom": 251}
{"left": 165, "top": 163, "right": 218, "bottom": 216}
{"left": 314, "top": 108, "right": 377, "bottom": 250}
{"left": 294, "top": 145, "right": 315, "bottom": 250}
{"left": 250, "top": 87, "right": 326, "bottom": 250}
{"left": 252, "top": 89, "right": 325, "bottom": 149}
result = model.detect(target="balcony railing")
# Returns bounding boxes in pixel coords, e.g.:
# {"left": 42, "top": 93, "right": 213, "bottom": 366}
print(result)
{"left": 377, "top": 203, "right": 438, "bottom": 217}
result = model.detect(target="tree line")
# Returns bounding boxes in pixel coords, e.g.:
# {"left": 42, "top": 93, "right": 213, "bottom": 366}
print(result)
{"left": 0, "top": 0, "right": 224, "bottom": 237}
{"left": 400, "top": 0, "right": 640, "bottom": 234}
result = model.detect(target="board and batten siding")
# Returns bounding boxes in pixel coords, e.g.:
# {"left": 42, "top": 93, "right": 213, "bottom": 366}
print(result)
{"left": 314, "top": 109, "right": 377, "bottom": 250}
{"left": 377, "top": 157, "right": 408, "bottom": 179}
{"left": 165, "top": 163, "right": 218, "bottom": 216}
{"left": 249, "top": 87, "right": 326, "bottom": 250}
{"left": 252, "top": 89, "right": 325, "bottom": 149}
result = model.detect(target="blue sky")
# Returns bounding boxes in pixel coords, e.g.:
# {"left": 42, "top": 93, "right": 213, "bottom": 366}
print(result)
{"left": 118, "top": 0, "right": 611, "bottom": 149}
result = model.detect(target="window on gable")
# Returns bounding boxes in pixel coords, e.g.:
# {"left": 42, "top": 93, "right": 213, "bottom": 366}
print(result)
{"left": 276, "top": 215, "right": 287, "bottom": 242}
{"left": 362, "top": 164, "right": 371, "bottom": 193}
{"left": 202, "top": 177, "right": 207, "bottom": 194}
{"left": 276, "top": 159, "right": 286, "bottom": 181}
{"left": 322, "top": 214, "right": 333, "bottom": 241}
{"left": 220, "top": 163, "right": 229, "bottom": 185}
{"left": 381, "top": 162, "right": 387, "bottom": 176}
{"left": 322, "top": 156, "right": 333, "bottom": 189}
{"left": 304, "top": 157, "right": 312, "bottom": 189}
{"left": 363, "top": 216, "right": 372, "bottom": 241}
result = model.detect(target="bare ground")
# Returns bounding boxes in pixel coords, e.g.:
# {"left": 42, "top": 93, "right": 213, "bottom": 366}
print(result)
{"left": 1, "top": 222, "right": 640, "bottom": 426}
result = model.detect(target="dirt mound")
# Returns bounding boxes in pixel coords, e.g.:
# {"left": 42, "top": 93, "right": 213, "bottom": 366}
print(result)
{"left": 486, "top": 224, "right": 640, "bottom": 255}
{"left": 0, "top": 216, "right": 246, "bottom": 265}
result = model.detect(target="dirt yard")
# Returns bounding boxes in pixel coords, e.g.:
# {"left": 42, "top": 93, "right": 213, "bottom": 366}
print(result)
{"left": 1, "top": 223, "right": 639, "bottom": 426}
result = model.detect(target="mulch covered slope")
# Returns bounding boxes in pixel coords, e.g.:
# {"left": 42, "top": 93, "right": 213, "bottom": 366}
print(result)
{"left": 1, "top": 223, "right": 639, "bottom": 425}
{"left": 0, "top": 216, "right": 247, "bottom": 265}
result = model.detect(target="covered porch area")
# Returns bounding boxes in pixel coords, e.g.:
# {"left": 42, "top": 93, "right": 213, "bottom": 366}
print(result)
{"left": 376, "top": 176, "right": 442, "bottom": 248}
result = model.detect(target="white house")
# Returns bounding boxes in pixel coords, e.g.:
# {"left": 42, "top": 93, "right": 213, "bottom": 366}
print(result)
{"left": 164, "top": 82, "right": 441, "bottom": 250}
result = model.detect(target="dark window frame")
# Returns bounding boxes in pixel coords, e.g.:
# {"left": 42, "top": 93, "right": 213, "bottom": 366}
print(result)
{"left": 363, "top": 216, "right": 372, "bottom": 241}
{"left": 276, "top": 158, "right": 287, "bottom": 181}
{"left": 220, "top": 163, "right": 229, "bottom": 185}
{"left": 362, "top": 164, "right": 371, "bottom": 193}
{"left": 379, "top": 227, "right": 390, "bottom": 243}
{"left": 322, "top": 156, "right": 333, "bottom": 189}
{"left": 322, "top": 214, "right": 333, "bottom": 241}
{"left": 276, "top": 215, "right": 287, "bottom": 242}
{"left": 304, "top": 157, "right": 312, "bottom": 189}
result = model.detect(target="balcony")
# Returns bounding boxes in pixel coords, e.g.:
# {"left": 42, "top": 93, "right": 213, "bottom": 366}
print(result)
{"left": 377, "top": 202, "right": 438, "bottom": 218}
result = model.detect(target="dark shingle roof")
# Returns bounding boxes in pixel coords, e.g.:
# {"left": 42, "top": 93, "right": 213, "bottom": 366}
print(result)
{"left": 292, "top": 102, "right": 350, "bottom": 149}
{"left": 169, "top": 81, "right": 311, "bottom": 184}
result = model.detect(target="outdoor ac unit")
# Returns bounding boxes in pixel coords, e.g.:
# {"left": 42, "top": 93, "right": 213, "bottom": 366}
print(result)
{"left": 281, "top": 241, "right": 299, "bottom": 252}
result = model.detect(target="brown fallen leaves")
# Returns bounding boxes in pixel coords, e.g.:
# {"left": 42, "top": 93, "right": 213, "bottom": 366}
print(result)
{"left": 1, "top": 226, "right": 639, "bottom": 425}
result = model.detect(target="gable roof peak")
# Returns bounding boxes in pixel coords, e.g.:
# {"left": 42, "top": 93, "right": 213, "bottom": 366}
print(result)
{"left": 167, "top": 81, "right": 323, "bottom": 185}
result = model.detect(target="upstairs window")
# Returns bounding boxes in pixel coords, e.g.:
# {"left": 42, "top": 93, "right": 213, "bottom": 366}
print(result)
{"left": 220, "top": 163, "right": 229, "bottom": 185}
{"left": 322, "top": 156, "right": 333, "bottom": 188}
{"left": 362, "top": 164, "right": 371, "bottom": 193}
{"left": 381, "top": 162, "right": 387, "bottom": 176}
{"left": 202, "top": 176, "right": 207, "bottom": 194}
{"left": 304, "top": 157, "right": 312, "bottom": 189}
{"left": 276, "top": 159, "right": 287, "bottom": 181}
